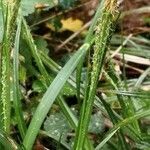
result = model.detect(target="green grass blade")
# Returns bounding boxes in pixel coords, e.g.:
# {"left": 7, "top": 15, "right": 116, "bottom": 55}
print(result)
{"left": 39, "top": 50, "right": 105, "bottom": 113}
{"left": 95, "top": 128, "right": 119, "bottom": 150}
{"left": 0, "top": 0, "right": 21, "bottom": 133}
{"left": 57, "top": 96, "right": 94, "bottom": 150}
{"left": 76, "top": 0, "right": 105, "bottom": 105}
{"left": 23, "top": 43, "right": 90, "bottom": 150}
{"left": 99, "top": 95, "right": 129, "bottom": 150}
{"left": 12, "top": 14, "right": 26, "bottom": 139}
{"left": 95, "top": 109, "right": 150, "bottom": 149}
{"left": 0, "top": 5, "right": 11, "bottom": 133}
{"left": 106, "top": 60, "right": 141, "bottom": 134}
{"left": 39, "top": 51, "right": 61, "bottom": 74}
{"left": 22, "top": 18, "right": 50, "bottom": 86}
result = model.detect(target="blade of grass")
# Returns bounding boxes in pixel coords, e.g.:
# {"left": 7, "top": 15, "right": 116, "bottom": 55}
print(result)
{"left": 98, "top": 89, "right": 150, "bottom": 98}
{"left": 76, "top": 0, "right": 105, "bottom": 104}
{"left": 0, "top": 0, "right": 21, "bottom": 133}
{"left": 39, "top": 50, "right": 105, "bottom": 113}
{"left": 23, "top": 43, "right": 90, "bottom": 150}
{"left": 123, "top": 52, "right": 141, "bottom": 134}
{"left": 22, "top": 20, "right": 95, "bottom": 149}
{"left": 99, "top": 94, "right": 129, "bottom": 150}
{"left": 96, "top": 128, "right": 119, "bottom": 150}
{"left": 95, "top": 109, "right": 150, "bottom": 149}
{"left": 23, "top": 50, "right": 94, "bottom": 149}
{"left": 21, "top": 37, "right": 94, "bottom": 149}
{"left": 97, "top": 94, "right": 143, "bottom": 143}
{"left": 106, "top": 59, "right": 141, "bottom": 134}
{"left": 22, "top": 18, "right": 50, "bottom": 86}
{"left": 12, "top": 13, "right": 26, "bottom": 139}
{"left": 0, "top": 4, "right": 11, "bottom": 133}
{"left": 57, "top": 96, "right": 94, "bottom": 150}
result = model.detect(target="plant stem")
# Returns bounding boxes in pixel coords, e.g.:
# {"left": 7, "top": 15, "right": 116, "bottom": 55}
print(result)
{"left": 13, "top": 14, "right": 26, "bottom": 139}
{"left": 0, "top": 0, "right": 21, "bottom": 133}
{"left": 73, "top": 1, "right": 119, "bottom": 149}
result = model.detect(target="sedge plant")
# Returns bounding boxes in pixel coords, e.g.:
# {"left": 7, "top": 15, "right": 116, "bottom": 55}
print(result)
{"left": 73, "top": 0, "right": 120, "bottom": 149}
{"left": 0, "top": 0, "right": 150, "bottom": 149}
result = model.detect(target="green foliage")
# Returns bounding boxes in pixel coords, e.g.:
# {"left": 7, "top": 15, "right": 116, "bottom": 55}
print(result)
{"left": 44, "top": 110, "right": 104, "bottom": 148}
{"left": 0, "top": 9, "right": 3, "bottom": 42}
{"left": 23, "top": 43, "right": 90, "bottom": 150}
{"left": 12, "top": 15, "right": 26, "bottom": 139}
{"left": 0, "top": 0, "right": 21, "bottom": 133}
{"left": 0, "top": 0, "right": 150, "bottom": 149}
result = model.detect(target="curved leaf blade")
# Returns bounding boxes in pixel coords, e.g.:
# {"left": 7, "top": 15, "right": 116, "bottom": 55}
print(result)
{"left": 23, "top": 43, "right": 89, "bottom": 150}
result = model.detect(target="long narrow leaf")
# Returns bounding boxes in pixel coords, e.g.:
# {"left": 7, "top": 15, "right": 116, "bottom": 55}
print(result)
{"left": 22, "top": 18, "right": 50, "bottom": 86}
{"left": 23, "top": 43, "right": 90, "bottom": 150}
{"left": 57, "top": 96, "right": 94, "bottom": 150}
{"left": 95, "top": 109, "right": 150, "bottom": 149}
{"left": 76, "top": 0, "right": 105, "bottom": 104}
{"left": 0, "top": 0, "right": 21, "bottom": 133}
{"left": 13, "top": 14, "right": 26, "bottom": 139}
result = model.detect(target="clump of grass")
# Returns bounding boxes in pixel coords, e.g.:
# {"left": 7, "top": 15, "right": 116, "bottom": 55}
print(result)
{"left": 0, "top": 0, "right": 149, "bottom": 149}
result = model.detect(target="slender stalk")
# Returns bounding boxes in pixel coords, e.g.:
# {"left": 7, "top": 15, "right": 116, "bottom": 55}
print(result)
{"left": 106, "top": 60, "right": 141, "bottom": 134}
{"left": 99, "top": 94, "right": 129, "bottom": 150}
{"left": 73, "top": 1, "right": 119, "bottom": 149}
{"left": 95, "top": 109, "right": 150, "bottom": 149}
{"left": 76, "top": 0, "right": 105, "bottom": 104}
{"left": 22, "top": 18, "right": 50, "bottom": 87}
{"left": 0, "top": 0, "right": 21, "bottom": 133}
{"left": 12, "top": 14, "right": 26, "bottom": 139}
{"left": 57, "top": 96, "right": 94, "bottom": 150}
